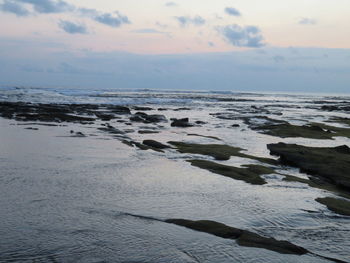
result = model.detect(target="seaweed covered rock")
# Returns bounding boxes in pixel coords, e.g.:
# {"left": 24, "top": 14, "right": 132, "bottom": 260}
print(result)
{"left": 142, "top": 140, "right": 170, "bottom": 149}
{"left": 169, "top": 141, "right": 277, "bottom": 164}
{"left": 165, "top": 219, "right": 308, "bottom": 255}
{"left": 267, "top": 143, "right": 350, "bottom": 191}
{"left": 187, "top": 159, "right": 270, "bottom": 185}
{"left": 170, "top": 118, "right": 193, "bottom": 127}
{"left": 130, "top": 112, "right": 167, "bottom": 123}
{"left": 257, "top": 123, "right": 334, "bottom": 139}
{"left": 316, "top": 197, "right": 350, "bottom": 216}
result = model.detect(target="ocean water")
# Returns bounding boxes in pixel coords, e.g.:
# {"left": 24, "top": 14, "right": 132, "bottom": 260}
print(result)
{"left": 0, "top": 86, "right": 349, "bottom": 263}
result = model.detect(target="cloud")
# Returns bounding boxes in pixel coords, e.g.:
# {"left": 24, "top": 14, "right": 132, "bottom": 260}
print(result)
{"left": 58, "top": 20, "right": 88, "bottom": 34}
{"left": 225, "top": 7, "right": 241, "bottom": 17}
{"left": 93, "top": 11, "right": 130, "bottom": 27}
{"left": 165, "top": 2, "right": 177, "bottom": 7}
{"left": 217, "top": 24, "right": 265, "bottom": 48}
{"left": 0, "top": 0, "right": 30, "bottom": 16}
{"left": 175, "top": 16, "right": 205, "bottom": 27}
{"left": 299, "top": 18, "right": 316, "bottom": 25}
{"left": 78, "top": 8, "right": 131, "bottom": 27}
{"left": 0, "top": 1, "right": 131, "bottom": 29}
{"left": 18, "top": 0, "right": 73, "bottom": 13}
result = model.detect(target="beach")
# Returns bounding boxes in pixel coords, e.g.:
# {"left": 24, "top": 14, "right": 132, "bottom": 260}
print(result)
{"left": 0, "top": 87, "right": 349, "bottom": 263}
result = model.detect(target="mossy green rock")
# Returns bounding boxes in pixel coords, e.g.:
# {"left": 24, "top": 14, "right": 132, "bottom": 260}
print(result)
{"left": 165, "top": 219, "right": 308, "bottom": 255}
{"left": 256, "top": 122, "right": 350, "bottom": 139}
{"left": 187, "top": 159, "right": 273, "bottom": 185}
{"left": 267, "top": 143, "right": 350, "bottom": 191}
{"left": 258, "top": 123, "right": 333, "bottom": 139}
{"left": 316, "top": 197, "right": 350, "bottom": 216}
{"left": 169, "top": 141, "right": 277, "bottom": 165}
{"left": 327, "top": 117, "right": 350, "bottom": 127}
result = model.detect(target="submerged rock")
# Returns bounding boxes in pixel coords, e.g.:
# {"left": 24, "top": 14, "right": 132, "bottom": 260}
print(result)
{"left": 165, "top": 219, "right": 308, "bottom": 255}
{"left": 256, "top": 123, "right": 335, "bottom": 139}
{"left": 170, "top": 118, "right": 193, "bottom": 127}
{"left": 187, "top": 133, "right": 221, "bottom": 141}
{"left": 98, "top": 126, "right": 125, "bottom": 135}
{"left": 122, "top": 140, "right": 164, "bottom": 152}
{"left": 187, "top": 159, "right": 270, "bottom": 185}
{"left": 106, "top": 105, "right": 131, "bottom": 114}
{"left": 142, "top": 140, "right": 170, "bottom": 150}
{"left": 0, "top": 101, "right": 131, "bottom": 123}
{"left": 138, "top": 130, "right": 160, "bottom": 134}
{"left": 267, "top": 143, "right": 350, "bottom": 191}
{"left": 130, "top": 112, "right": 167, "bottom": 123}
{"left": 169, "top": 141, "right": 277, "bottom": 164}
{"left": 133, "top": 106, "right": 153, "bottom": 111}
{"left": 316, "top": 197, "right": 350, "bottom": 216}
{"left": 327, "top": 117, "right": 350, "bottom": 127}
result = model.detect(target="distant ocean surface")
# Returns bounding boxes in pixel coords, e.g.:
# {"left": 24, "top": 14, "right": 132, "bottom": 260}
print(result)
{"left": 0, "top": 86, "right": 349, "bottom": 105}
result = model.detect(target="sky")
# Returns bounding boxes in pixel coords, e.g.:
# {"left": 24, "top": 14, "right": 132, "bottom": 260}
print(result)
{"left": 0, "top": 0, "right": 350, "bottom": 93}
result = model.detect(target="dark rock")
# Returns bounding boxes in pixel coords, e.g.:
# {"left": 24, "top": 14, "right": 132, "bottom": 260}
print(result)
{"left": 122, "top": 140, "right": 164, "bottom": 152}
{"left": 171, "top": 118, "right": 193, "bottom": 127}
{"left": 130, "top": 115, "right": 145, "bottom": 122}
{"left": 267, "top": 143, "right": 350, "bottom": 191}
{"left": 173, "top": 107, "right": 191, "bottom": 111}
{"left": 145, "top": 114, "right": 167, "bottom": 123}
{"left": 165, "top": 219, "right": 308, "bottom": 255}
{"left": 98, "top": 126, "right": 125, "bottom": 135}
{"left": 133, "top": 106, "right": 153, "bottom": 111}
{"left": 95, "top": 113, "right": 115, "bottom": 121}
{"left": 187, "top": 159, "right": 269, "bottom": 185}
{"left": 316, "top": 197, "right": 350, "bottom": 216}
{"left": 142, "top": 140, "right": 170, "bottom": 149}
{"left": 255, "top": 122, "right": 350, "bottom": 139}
{"left": 168, "top": 141, "right": 277, "bottom": 164}
{"left": 187, "top": 133, "right": 221, "bottom": 141}
{"left": 106, "top": 105, "right": 131, "bottom": 114}
{"left": 130, "top": 112, "right": 167, "bottom": 124}
{"left": 138, "top": 130, "right": 160, "bottom": 134}
{"left": 0, "top": 101, "right": 96, "bottom": 123}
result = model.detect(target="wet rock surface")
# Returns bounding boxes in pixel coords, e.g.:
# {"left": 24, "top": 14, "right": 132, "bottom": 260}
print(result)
{"left": 165, "top": 219, "right": 308, "bottom": 254}
{"left": 316, "top": 197, "right": 350, "bottom": 216}
{"left": 170, "top": 118, "right": 193, "bottom": 127}
{"left": 187, "top": 160, "right": 270, "bottom": 185}
{"left": 169, "top": 141, "right": 277, "bottom": 164}
{"left": 130, "top": 112, "right": 167, "bottom": 124}
{"left": 267, "top": 143, "right": 350, "bottom": 191}
{"left": 142, "top": 140, "right": 170, "bottom": 150}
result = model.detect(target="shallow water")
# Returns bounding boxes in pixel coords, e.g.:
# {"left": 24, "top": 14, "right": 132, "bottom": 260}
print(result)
{"left": 0, "top": 87, "right": 349, "bottom": 263}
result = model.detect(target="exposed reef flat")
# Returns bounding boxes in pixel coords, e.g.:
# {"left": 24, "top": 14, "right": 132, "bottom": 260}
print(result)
{"left": 251, "top": 121, "right": 350, "bottom": 139}
{"left": 187, "top": 160, "right": 271, "bottom": 185}
{"left": 164, "top": 218, "right": 347, "bottom": 262}
{"left": 316, "top": 197, "right": 350, "bottom": 216}
{"left": 168, "top": 141, "right": 277, "bottom": 164}
{"left": 165, "top": 219, "right": 307, "bottom": 255}
{"left": 268, "top": 143, "right": 350, "bottom": 191}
